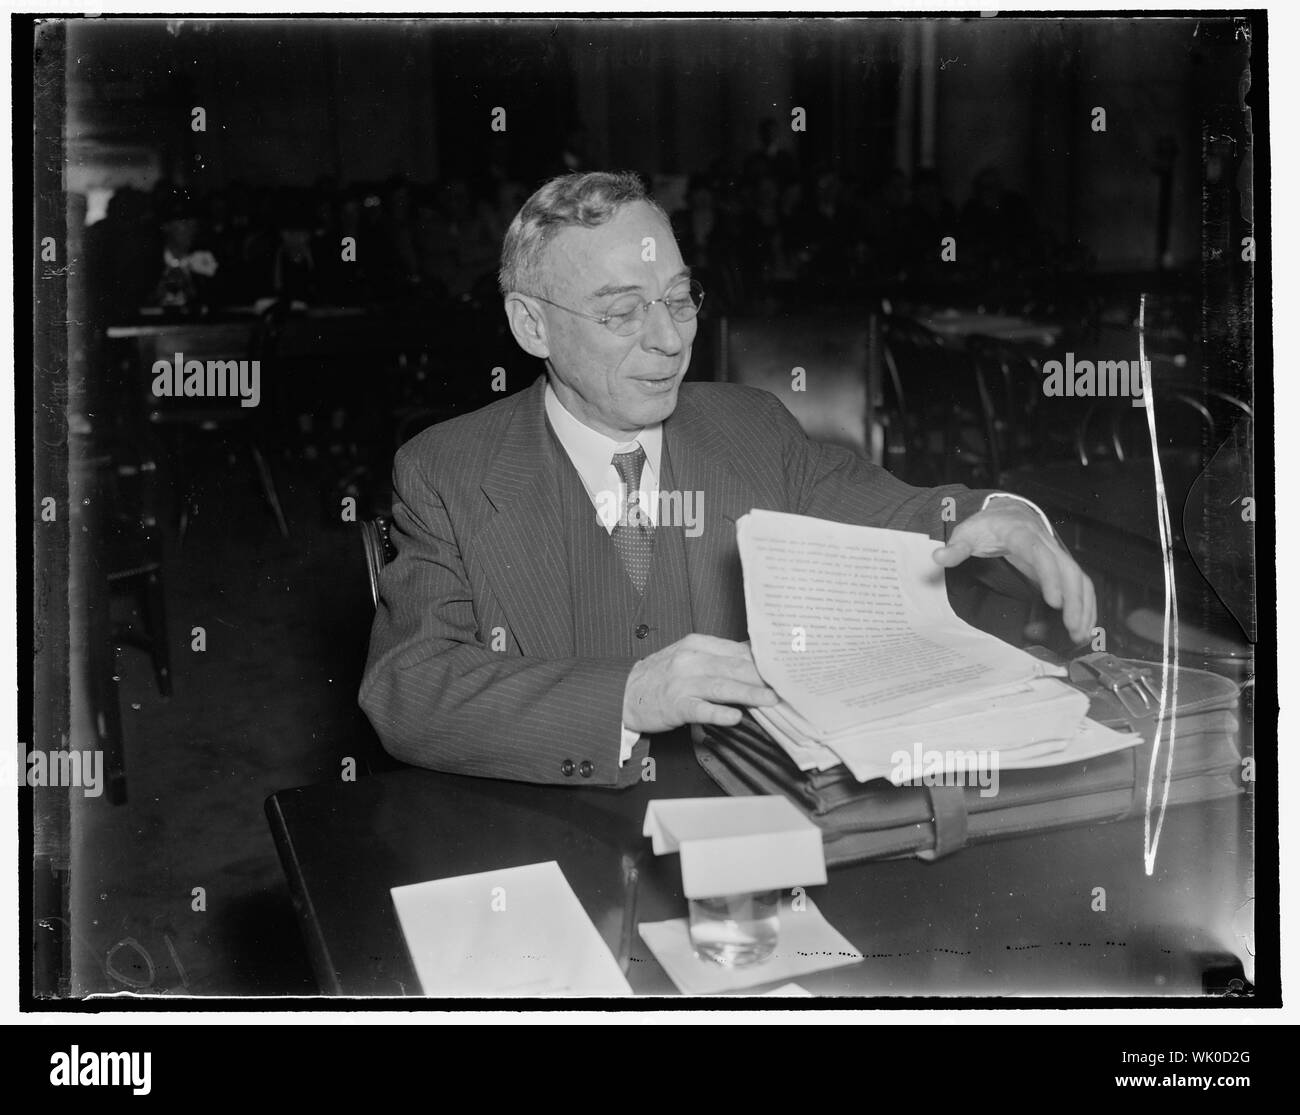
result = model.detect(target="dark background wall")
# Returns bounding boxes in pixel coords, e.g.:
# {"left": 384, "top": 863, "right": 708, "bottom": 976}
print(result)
{"left": 65, "top": 17, "right": 1219, "bottom": 271}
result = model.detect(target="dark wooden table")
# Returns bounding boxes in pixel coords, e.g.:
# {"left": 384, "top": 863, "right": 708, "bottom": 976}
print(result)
{"left": 266, "top": 730, "right": 1252, "bottom": 997}
{"left": 105, "top": 310, "right": 389, "bottom": 381}
{"left": 916, "top": 310, "right": 1063, "bottom": 349}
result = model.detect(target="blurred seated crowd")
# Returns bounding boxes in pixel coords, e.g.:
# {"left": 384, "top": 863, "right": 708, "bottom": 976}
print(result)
{"left": 82, "top": 173, "right": 520, "bottom": 322}
{"left": 679, "top": 123, "right": 1088, "bottom": 315}
{"left": 81, "top": 120, "right": 1094, "bottom": 326}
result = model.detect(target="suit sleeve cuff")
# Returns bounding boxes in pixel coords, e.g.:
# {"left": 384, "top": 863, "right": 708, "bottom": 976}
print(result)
{"left": 618, "top": 724, "right": 642, "bottom": 767}
{"left": 982, "top": 492, "right": 1055, "bottom": 539}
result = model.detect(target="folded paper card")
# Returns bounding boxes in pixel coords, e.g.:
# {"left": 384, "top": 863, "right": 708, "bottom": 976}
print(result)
{"left": 390, "top": 860, "right": 632, "bottom": 997}
{"left": 643, "top": 796, "right": 827, "bottom": 898}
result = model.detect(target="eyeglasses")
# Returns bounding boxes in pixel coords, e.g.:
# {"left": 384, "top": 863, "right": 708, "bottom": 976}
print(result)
{"left": 521, "top": 279, "right": 705, "bottom": 337}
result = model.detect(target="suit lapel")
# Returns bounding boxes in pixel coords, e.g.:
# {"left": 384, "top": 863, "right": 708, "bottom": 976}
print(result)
{"left": 474, "top": 376, "right": 575, "bottom": 658}
{"left": 664, "top": 391, "right": 762, "bottom": 640}
{"left": 474, "top": 380, "right": 777, "bottom": 652}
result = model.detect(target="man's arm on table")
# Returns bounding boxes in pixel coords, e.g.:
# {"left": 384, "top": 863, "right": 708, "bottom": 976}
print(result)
{"left": 359, "top": 447, "right": 645, "bottom": 788}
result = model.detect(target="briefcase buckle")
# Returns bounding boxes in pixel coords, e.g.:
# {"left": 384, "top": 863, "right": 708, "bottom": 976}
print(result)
{"left": 1112, "top": 670, "right": 1162, "bottom": 722}
{"left": 1074, "top": 653, "right": 1163, "bottom": 723}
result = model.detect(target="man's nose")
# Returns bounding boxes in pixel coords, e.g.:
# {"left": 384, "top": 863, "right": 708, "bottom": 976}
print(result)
{"left": 641, "top": 300, "right": 685, "bottom": 355}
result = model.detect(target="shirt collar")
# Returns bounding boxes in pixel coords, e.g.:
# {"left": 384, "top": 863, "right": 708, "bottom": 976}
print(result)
{"left": 543, "top": 381, "right": 663, "bottom": 494}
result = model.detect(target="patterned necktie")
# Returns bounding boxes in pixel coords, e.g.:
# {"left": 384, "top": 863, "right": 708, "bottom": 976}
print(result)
{"left": 611, "top": 445, "right": 656, "bottom": 594}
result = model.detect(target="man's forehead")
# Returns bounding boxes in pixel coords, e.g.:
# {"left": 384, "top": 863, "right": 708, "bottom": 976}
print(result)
{"left": 544, "top": 201, "right": 682, "bottom": 299}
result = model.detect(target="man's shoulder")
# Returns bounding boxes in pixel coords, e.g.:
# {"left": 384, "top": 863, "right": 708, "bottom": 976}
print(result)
{"left": 675, "top": 380, "right": 798, "bottom": 442}
{"left": 394, "top": 382, "right": 534, "bottom": 477}
{"left": 677, "top": 380, "right": 789, "bottom": 422}
{"left": 391, "top": 378, "right": 794, "bottom": 486}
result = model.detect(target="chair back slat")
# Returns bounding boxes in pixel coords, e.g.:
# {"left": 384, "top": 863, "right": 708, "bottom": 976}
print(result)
{"left": 361, "top": 514, "right": 395, "bottom": 610}
{"left": 881, "top": 314, "right": 1000, "bottom": 485}
{"left": 716, "top": 315, "right": 875, "bottom": 459}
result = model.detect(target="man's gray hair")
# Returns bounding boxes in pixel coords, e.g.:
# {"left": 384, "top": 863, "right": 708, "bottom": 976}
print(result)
{"left": 498, "top": 171, "right": 669, "bottom": 297}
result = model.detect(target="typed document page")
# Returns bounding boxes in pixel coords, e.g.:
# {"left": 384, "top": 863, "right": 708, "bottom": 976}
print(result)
{"left": 736, "top": 510, "right": 1064, "bottom": 736}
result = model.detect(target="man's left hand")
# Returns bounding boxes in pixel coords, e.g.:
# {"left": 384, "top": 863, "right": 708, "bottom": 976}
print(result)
{"left": 932, "top": 497, "right": 1096, "bottom": 644}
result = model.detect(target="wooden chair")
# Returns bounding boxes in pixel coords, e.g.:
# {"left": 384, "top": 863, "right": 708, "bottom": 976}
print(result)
{"left": 1003, "top": 388, "right": 1250, "bottom": 672}
{"left": 965, "top": 334, "right": 1072, "bottom": 479}
{"left": 360, "top": 515, "right": 396, "bottom": 610}
{"left": 1183, "top": 416, "right": 1255, "bottom": 647}
{"left": 881, "top": 314, "right": 1001, "bottom": 486}
{"left": 1103, "top": 391, "right": 1216, "bottom": 467}
{"left": 72, "top": 447, "right": 129, "bottom": 804}
{"left": 715, "top": 314, "right": 882, "bottom": 462}
{"left": 1200, "top": 388, "right": 1253, "bottom": 437}
{"left": 105, "top": 435, "right": 173, "bottom": 698}
{"left": 1070, "top": 390, "right": 1218, "bottom": 472}
{"left": 133, "top": 314, "right": 289, "bottom": 541}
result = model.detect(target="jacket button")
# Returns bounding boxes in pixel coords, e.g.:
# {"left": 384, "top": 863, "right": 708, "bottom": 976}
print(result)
{"left": 634, "top": 623, "right": 649, "bottom": 639}
{"left": 560, "top": 759, "right": 575, "bottom": 777}
{"left": 578, "top": 760, "right": 594, "bottom": 778}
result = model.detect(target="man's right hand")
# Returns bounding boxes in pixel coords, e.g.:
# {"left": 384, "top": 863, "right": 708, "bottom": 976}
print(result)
{"left": 621, "top": 634, "right": 779, "bottom": 734}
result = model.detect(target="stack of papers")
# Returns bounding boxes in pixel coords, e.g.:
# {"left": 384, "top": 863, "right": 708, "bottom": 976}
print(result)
{"left": 736, "top": 511, "right": 1140, "bottom": 783}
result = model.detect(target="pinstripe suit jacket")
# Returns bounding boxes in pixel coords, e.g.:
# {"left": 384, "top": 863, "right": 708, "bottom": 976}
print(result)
{"left": 359, "top": 374, "right": 1016, "bottom": 788}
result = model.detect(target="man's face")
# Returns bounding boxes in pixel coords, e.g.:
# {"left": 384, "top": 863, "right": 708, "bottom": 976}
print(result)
{"left": 538, "top": 200, "right": 695, "bottom": 439}
{"left": 163, "top": 217, "right": 199, "bottom": 254}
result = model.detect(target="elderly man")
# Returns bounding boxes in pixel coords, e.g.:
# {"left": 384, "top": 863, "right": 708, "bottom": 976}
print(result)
{"left": 360, "top": 171, "right": 1095, "bottom": 788}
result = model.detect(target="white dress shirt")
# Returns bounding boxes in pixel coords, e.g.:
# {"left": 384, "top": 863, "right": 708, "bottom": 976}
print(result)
{"left": 545, "top": 384, "right": 660, "bottom": 766}
{"left": 544, "top": 382, "right": 663, "bottom": 532}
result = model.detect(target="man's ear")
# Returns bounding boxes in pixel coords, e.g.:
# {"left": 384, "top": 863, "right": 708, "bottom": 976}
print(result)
{"left": 503, "top": 293, "right": 550, "bottom": 360}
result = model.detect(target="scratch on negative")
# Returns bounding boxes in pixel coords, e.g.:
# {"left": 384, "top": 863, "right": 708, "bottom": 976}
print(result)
{"left": 1138, "top": 294, "right": 1179, "bottom": 877}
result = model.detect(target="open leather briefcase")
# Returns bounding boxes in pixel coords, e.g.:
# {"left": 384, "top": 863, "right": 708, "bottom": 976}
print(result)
{"left": 692, "top": 653, "right": 1246, "bottom": 867}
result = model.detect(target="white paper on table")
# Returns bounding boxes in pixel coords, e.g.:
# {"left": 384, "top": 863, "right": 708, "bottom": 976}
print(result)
{"left": 638, "top": 895, "right": 861, "bottom": 995}
{"left": 643, "top": 797, "right": 827, "bottom": 898}
{"left": 736, "top": 510, "right": 1065, "bottom": 735}
{"left": 390, "top": 861, "right": 632, "bottom": 997}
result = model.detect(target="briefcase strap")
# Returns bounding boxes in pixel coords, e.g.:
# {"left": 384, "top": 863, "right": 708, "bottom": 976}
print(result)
{"left": 916, "top": 786, "right": 969, "bottom": 860}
